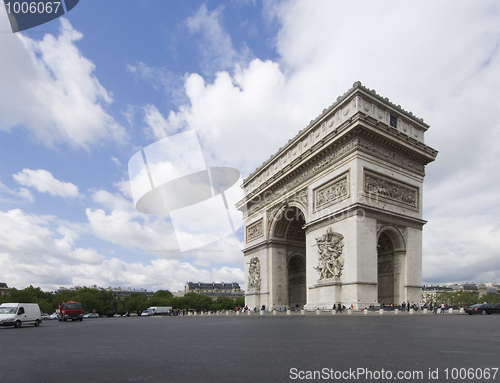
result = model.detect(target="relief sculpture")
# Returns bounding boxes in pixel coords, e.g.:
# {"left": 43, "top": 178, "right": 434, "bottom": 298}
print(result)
{"left": 365, "top": 173, "right": 418, "bottom": 208}
{"left": 246, "top": 219, "right": 263, "bottom": 242}
{"left": 247, "top": 257, "right": 261, "bottom": 291}
{"left": 314, "top": 228, "right": 344, "bottom": 280}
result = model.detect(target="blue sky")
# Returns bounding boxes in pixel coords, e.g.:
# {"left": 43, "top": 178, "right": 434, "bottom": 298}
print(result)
{"left": 1, "top": 0, "right": 500, "bottom": 292}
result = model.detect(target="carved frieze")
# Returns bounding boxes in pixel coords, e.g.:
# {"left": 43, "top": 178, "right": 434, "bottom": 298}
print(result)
{"left": 357, "top": 137, "right": 424, "bottom": 174}
{"left": 246, "top": 219, "right": 264, "bottom": 242}
{"left": 242, "top": 136, "right": 426, "bottom": 218}
{"left": 293, "top": 188, "right": 308, "bottom": 211}
{"left": 314, "top": 172, "right": 350, "bottom": 212}
{"left": 364, "top": 171, "right": 418, "bottom": 209}
{"left": 244, "top": 139, "right": 357, "bottom": 216}
{"left": 314, "top": 228, "right": 344, "bottom": 280}
{"left": 247, "top": 257, "right": 261, "bottom": 291}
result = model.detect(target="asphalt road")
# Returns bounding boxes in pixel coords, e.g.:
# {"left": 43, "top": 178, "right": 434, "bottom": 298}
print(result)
{"left": 0, "top": 314, "right": 498, "bottom": 383}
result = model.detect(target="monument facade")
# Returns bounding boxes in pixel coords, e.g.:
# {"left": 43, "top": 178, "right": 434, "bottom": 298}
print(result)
{"left": 236, "top": 82, "right": 437, "bottom": 310}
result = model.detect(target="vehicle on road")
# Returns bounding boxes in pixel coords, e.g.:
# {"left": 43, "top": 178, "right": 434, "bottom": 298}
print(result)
{"left": 141, "top": 306, "right": 172, "bottom": 316}
{"left": 0, "top": 303, "right": 42, "bottom": 328}
{"left": 83, "top": 313, "right": 100, "bottom": 319}
{"left": 57, "top": 300, "right": 84, "bottom": 321}
{"left": 41, "top": 313, "right": 50, "bottom": 320}
{"left": 465, "top": 303, "right": 500, "bottom": 315}
{"left": 49, "top": 312, "right": 58, "bottom": 320}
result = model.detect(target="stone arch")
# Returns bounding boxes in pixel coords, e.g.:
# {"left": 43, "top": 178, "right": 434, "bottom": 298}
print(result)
{"left": 268, "top": 204, "right": 307, "bottom": 240}
{"left": 377, "top": 225, "right": 405, "bottom": 252}
{"left": 287, "top": 252, "right": 306, "bottom": 309}
{"left": 377, "top": 226, "right": 406, "bottom": 305}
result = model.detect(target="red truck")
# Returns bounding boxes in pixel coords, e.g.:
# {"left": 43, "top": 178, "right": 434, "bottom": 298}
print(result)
{"left": 56, "top": 300, "right": 83, "bottom": 321}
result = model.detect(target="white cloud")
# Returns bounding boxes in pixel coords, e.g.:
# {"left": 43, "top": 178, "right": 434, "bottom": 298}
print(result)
{"left": 186, "top": 4, "right": 252, "bottom": 74}
{"left": 0, "top": 16, "right": 127, "bottom": 149}
{"left": 146, "top": 0, "right": 500, "bottom": 284}
{"left": 86, "top": 188, "right": 243, "bottom": 266}
{"left": 110, "top": 155, "right": 121, "bottom": 167}
{"left": 0, "top": 181, "right": 34, "bottom": 203}
{"left": 0, "top": 206, "right": 244, "bottom": 292}
{"left": 143, "top": 104, "right": 175, "bottom": 140}
{"left": 13, "top": 168, "right": 80, "bottom": 198}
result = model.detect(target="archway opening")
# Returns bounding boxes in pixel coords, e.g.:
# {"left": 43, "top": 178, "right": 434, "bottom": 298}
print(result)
{"left": 280, "top": 208, "right": 306, "bottom": 309}
{"left": 274, "top": 207, "right": 307, "bottom": 310}
{"left": 377, "top": 232, "right": 395, "bottom": 305}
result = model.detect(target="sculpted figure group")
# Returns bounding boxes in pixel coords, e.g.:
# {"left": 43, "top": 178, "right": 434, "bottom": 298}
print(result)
{"left": 314, "top": 228, "right": 344, "bottom": 280}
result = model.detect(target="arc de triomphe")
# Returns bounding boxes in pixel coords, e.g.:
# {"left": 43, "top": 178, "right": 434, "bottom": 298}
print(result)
{"left": 236, "top": 82, "right": 437, "bottom": 310}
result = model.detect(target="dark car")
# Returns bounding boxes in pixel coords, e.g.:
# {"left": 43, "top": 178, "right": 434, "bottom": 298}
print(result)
{"left": 465, "top": 303, "right": 500, "bottom": 315}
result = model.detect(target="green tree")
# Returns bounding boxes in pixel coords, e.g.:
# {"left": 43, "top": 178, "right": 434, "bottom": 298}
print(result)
{"left": 123, "top": 292, "right": 149, "bottom": 313}
{"left": 212, "top": 296, "right": 239, "bottom": 311}
{"left": 178, "top": 292, "right": 212, "bottom": 311}
{"left": 235, "top": 297, "right": 245, "bottom": 308}
{"left": 435, "top": 292, "right": 478, "bottom": 308}
{"left": 149, "top": 290, "right": 173, "bottom": 307}
{"left": 3, "top": 285, "right": 55, "bottom": 314}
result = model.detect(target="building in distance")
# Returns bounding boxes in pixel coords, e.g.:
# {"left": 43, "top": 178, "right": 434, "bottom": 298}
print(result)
{"left": 0, "top": 282, "right": 10, "bottom": 296}
{"left": 184, "top": 282, "right": 244, "bottom": 299}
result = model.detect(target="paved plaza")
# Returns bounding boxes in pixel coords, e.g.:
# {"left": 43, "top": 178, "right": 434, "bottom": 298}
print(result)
{"left": 0, "top": 313, "right": 498, "bottom": 383}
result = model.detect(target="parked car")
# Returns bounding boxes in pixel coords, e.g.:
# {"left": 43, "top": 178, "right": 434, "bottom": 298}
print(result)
{"left": 465, "top": 303, "right": 500, "bottom": 315}
{"left": 41, "top": 313, "right": 50, "bottom": 320}
{"left": 113, "top": 313, "right": 121, "bottom": 318}
{"left": 49, "top": 312, "right": 58, "bottom": 320}
{"left": 83, "top": 313, "right": 100, "bottom": 319}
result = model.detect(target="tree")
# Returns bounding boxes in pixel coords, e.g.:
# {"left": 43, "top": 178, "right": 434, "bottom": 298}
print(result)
{"left": 123, "top": 292, "right": 149, "bottom": 313}
{"left": 212, "top": 296, "right": 238, "bottom": 311}
{"left": 178, "top": 292, "right": 212, "bottom": 311}
{"left": 149, "top": 290, "right": 173, "bottom": 307}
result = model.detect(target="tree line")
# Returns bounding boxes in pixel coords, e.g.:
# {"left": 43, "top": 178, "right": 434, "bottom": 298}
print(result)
{"left": 0, "top": 285, "right": 245, "bottom": 315}
{"left": 425, "top": 291, "right": 500, "bottom": 308}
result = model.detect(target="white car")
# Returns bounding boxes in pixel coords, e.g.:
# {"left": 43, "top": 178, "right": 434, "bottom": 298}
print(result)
{"left": 83, "top": 313, "right": 99, "bottom": 319}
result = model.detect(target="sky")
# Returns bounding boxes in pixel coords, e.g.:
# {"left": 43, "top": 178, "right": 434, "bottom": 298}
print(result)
{"left": 0, "top": 0, "right": 499, "bottom": 293}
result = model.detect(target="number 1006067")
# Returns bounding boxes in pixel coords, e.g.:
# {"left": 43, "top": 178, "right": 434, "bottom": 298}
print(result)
{"left": 4, "top": 2, "right": 61, "bottom": 14}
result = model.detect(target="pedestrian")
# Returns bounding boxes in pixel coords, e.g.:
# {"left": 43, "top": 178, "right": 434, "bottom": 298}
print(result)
{"left": 440, "top": 303, "right": 445, "bottom": 313}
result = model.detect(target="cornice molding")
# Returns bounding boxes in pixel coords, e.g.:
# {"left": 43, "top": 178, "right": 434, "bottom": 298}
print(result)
{"left": 241, "top": 82, "right": 437, "bottom": 194}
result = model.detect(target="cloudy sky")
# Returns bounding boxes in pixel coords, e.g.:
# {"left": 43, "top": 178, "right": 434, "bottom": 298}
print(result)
{"left": 0, "top": 1, "right": 499, "bottom": 292}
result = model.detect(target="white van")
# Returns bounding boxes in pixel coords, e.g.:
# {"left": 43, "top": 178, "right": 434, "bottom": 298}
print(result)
{"left": 0, "top": 303, "right": 42, "bottom": 328}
